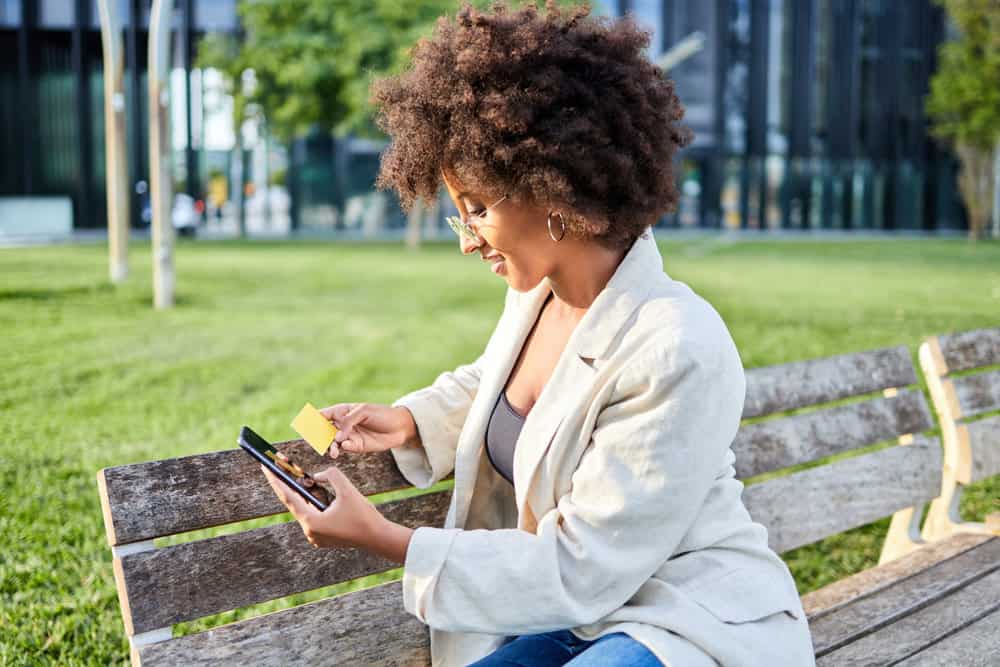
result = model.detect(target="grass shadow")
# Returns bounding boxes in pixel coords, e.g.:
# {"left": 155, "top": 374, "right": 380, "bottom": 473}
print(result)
{"left": 0, "top": 283, "right": 114, "bottom": 302}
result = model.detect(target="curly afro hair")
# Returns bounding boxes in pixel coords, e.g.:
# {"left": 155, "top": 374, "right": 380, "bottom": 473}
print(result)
{"left": 369, "top": 0, "right": 692, "bottom": 250}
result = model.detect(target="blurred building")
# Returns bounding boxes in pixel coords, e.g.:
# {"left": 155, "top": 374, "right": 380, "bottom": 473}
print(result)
{"left": 612, "top": 0, "right": 965, "bottom": 232}
{"left": 0, "top": 0, "right": 967, "bottom": 236}
{"left": 0, "top": 0, "right": 243, "bottom": 234}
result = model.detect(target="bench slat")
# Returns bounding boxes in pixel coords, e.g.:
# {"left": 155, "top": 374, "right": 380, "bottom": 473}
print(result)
{"left": 118, "top": 490, "right": 451, "bottom": 635}
{"left": 742, "top": 346, "right": 917, "bottom": 419}
{"left": 952, "top": 368, "right": 1000, "bottom": 419}
{"left": 965, "top": 415, "right": 1000, "bottom": 483}
{"left": 733, "top": 389, "right": 933, "bottom": 479}
{"left": 136, "top": 580, "right": 429, "bottom": 667}
{"left": 743, "top": 436, "right": 942, "bottom": 554}
{"left": 808, "top": 536, "right": 1000, "bottom": 655}
{"left": 98, "top": 441, "right": 437, "bottom": 546}
{"left": 938, "top": 327, "right": 1000, "bottom": 374}
{"left": 816, "top": 565, "right": 1000, "bottom": 665}
{"left": 893, "top": 607, "right": 1000, "bottom": 666}
{"left": 801, "top": 532, "right": 994, "bottom": 618}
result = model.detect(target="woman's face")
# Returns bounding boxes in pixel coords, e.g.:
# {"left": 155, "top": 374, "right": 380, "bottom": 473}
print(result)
{"left": 441, "top": 167, "right": 555, "bottom": 293}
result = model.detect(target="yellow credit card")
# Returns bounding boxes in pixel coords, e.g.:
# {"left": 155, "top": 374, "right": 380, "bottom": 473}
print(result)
{"left": 291, "top": 402, "right": 339, "bottom": 455}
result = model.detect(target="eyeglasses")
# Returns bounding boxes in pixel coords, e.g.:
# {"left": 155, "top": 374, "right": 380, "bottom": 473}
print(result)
{"left": 445, "top": 194, "right": 507, "bottom": 241}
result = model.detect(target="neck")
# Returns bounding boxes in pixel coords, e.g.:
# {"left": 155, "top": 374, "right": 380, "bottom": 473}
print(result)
{"left": 545, "top": 240, "right": 628, "bottom": 320}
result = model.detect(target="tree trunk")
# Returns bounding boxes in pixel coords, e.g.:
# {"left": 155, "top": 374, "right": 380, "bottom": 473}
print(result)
{"left": 993, "top": 139, "right": 1000, "bottom": 239}
{"left": 423, "top": 196, "right": 440, "bottom": 239}
{"left": 955, "top": 142, "right": 996, "bottom": 241}
{"left": 405, "top": 197, "right": 424, "bottom": 249}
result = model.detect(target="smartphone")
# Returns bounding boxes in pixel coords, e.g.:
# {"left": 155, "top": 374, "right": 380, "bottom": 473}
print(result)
{"left": 238, "top": 425, "right": 331, "bottom": 510}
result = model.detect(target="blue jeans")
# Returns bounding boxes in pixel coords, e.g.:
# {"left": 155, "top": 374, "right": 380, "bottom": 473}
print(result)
{"left": 467, "top": 629, "right": 664, "bottom": 667}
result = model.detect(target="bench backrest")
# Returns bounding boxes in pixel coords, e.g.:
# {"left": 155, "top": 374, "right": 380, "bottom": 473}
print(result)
{"left": 734, "top": 345, "right": 940, "bottom": 555}
{"left": 98, "top": 441, "right": 447, "bottom": 664}
{"left": 919, "top": 327, "right": 1000, "bottom": 541}
{"left": 921, "top": 327, "right": 1000, "bottom": 484}
{"left": 98, "top": 344, "right": 942, "bottom": 665}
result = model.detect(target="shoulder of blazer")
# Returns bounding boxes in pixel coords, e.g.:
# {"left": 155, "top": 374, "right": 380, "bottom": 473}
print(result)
{"left": 626, "top": 282, "right": 742, "bottom": 371}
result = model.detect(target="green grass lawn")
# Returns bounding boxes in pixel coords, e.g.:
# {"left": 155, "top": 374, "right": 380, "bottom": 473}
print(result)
{"left": 2, "top": 235, "right": 998, "bottom": 665}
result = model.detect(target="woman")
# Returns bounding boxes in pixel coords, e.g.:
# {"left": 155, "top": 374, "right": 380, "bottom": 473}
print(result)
{"left": 261, "top": 2, "right": 816, "bottom": 665}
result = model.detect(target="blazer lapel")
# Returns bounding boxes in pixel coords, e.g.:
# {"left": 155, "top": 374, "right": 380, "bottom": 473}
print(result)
{"left": 452, "top": 230, "right": 667, "bottom": 530}
{"left": 450, "top": 280, "right": 549, "bottom": 528}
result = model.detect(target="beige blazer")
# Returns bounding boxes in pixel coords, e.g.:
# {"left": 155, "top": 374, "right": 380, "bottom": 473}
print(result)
{"left": 390, "top": 231, "right": 816, "bottom": 666}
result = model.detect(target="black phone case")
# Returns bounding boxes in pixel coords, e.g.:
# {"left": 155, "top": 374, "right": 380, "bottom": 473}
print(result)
{"left": 238, "top": 425, "right": 330, "bottom": 511}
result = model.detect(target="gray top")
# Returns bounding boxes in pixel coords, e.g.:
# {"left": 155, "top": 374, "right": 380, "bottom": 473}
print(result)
{"left": 486, "top": 389, "right": 525, "bottom": 485}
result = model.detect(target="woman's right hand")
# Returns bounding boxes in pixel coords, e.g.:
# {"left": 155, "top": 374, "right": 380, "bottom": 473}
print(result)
{"left": 318, "top": 403, "right": 418, "bottom": 459}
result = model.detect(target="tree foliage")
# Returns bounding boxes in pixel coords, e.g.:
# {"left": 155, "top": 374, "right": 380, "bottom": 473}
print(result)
{"left": 925, "top": 0, "right": 1000, "bottom": 238}
{"left": 196, "top": 0, "right": 477, "bottom": 141}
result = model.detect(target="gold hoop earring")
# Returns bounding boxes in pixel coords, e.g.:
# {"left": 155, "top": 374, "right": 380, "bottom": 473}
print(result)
{"left": 547, "top": 211, "right": 566, "bottom": 242}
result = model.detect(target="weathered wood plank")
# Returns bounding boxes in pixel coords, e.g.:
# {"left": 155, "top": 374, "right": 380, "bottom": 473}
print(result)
{"left": 809, "top": 537, "right": 999, "bottom": 656}
{"left": 802, "top": 532, "right": 993, "bottom": 618}
{"left": 893, "top": 607, "right": 1000, "bottom": 666}
{"left": 938, "top": 327, "right": 1000, "bottom": 374}
{"left": 733, "top": 389, "right": 933, "bottom": 478}
{"left": 137, "top": 579, "right": 429, "bottom": 667}
{"left": 816, "top": 566, "right": 1000, "bottom": 665}
{"left": 965, "top": 415, "right": 1000, "bottom": 483}
{"left": 743, "top": 346, "right": 917, "bottom": 419}
{"left": 953, "top": 368, "right": 1000, "bottom": 419}
{"left": 119, "top": 490, "right": 451, "bottom": 634}
{"left": 743, "top": 437, "right": 942, "bottom": 554}
{"left": 98, "top": 440, "right": 449, "bottom": 546}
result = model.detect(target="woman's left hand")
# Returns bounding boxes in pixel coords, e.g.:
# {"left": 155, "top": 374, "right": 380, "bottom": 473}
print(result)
{"left": 260, "top": 464, "right": 385, "bottom": 549}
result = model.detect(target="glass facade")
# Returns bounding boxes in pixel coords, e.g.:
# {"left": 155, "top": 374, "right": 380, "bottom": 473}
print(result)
{"left": 636, "top": 0, "right": 965, "bottom": 232}
{"left": 0, "top": 0, "right": 21, "bottom": 27}
{"left": 0, "top": 0, "right": 248, "bottom": 231}
{"left": 0, "top": 0, "right": 967, "bottom": 234}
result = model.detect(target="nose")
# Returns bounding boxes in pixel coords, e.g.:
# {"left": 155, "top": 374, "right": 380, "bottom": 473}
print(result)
{"left": 459, "top": 224, "right": 484, "bottom": 255}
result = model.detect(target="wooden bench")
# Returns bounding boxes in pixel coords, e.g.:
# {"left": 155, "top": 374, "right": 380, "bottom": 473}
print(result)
{"left": 918, "top": 326, "right": 1000, "bottom": 541}
{"left": 97, "top": 342, "right": 991, "bottom": 665}
{"left": 799, "top": 532, "right": 998, "bottom": 665}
